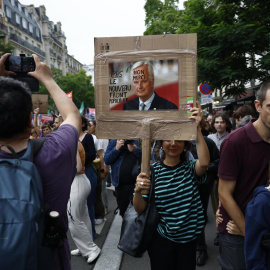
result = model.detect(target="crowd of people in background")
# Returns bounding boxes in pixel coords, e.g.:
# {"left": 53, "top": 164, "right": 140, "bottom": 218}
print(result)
{"left": 31, "top": 96, "right": 268, "bottom": 269}
{"left": 0, "top": 52, "right": 269, "bottom": 270}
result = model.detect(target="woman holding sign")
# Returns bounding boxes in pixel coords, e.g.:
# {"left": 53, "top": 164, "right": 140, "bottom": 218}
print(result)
{"left": 133, "top": 101, "right": 210, "bottom": 270}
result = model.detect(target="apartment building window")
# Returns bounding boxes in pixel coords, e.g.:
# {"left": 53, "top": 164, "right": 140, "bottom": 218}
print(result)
{"left": 36, "top": 28, "right": 40, "bottom": 38}
{"left": 18, "top": 3, "right": 22, "bottom": 12}
{"left": 10, "top": 0, "right": 15, "bottom": 7}
{"left": 29, "top": 24, "right": 33, "bottom": 33}
{"left": 6, "top": 7, "right": 11, "bottom": 18}
{"left": 22, "top": 18, "right": 27, "bottom": 29}
{"left": 15, "top": 13, "right": 20, "bottom": 24}
{"left": 9, "top": 27, "right": 14, "bottom": 33}
{"left": 25, "top": 9, "right": 29, "bottom": 18}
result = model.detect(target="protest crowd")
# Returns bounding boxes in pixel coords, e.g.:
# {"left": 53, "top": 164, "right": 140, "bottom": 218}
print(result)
{"left": 0, "top": 53, "right": 269, "bottom": 270}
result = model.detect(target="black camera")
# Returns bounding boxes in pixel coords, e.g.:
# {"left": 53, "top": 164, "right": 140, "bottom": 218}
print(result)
{"left": 125, "top": 140, "right": 135, "bottom": 145}
{"left": 5, "top": 54, "right": 39, "bottom": 92}
{"left": 120, "top": 139, "right": 135, "bottom": 150}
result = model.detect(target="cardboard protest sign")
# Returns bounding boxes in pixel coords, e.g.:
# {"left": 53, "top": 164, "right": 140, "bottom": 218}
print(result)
{"left": 94, "top": 34, "right": 197, "bottom": 141}
{"left": 32, "top": 94, "right": 48, "bottom": 114}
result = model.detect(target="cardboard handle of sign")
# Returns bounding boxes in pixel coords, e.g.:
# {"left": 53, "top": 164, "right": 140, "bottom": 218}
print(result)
{"left": 141, "top": 139, "right": 151, "bottom": 195}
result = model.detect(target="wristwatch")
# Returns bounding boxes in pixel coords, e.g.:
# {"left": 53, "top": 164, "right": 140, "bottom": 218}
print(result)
{"left": 100, "top": 169, "right": 105, "bottom": 173}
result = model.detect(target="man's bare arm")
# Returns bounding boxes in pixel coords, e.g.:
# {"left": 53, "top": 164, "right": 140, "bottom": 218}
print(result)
{"left": 28, "top": 54, "right": 81, "bottom": 133}
{"left": 33, "top": 108, "right": 39, "bottom": 128}
{"left": 218, "top": 178, "right": 245, "bottom": 236}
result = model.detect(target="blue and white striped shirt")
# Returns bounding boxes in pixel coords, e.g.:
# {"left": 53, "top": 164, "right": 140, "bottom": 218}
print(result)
{"left": 144, "top": 160, "right": 206, "bottom": 243}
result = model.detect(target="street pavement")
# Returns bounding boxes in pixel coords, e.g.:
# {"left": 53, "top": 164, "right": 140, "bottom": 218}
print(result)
{"left": 69, "top": 186, "right": 118, "bottom": 270}
{"left": 69, "top": 186, "right": 220, "bottom": 270}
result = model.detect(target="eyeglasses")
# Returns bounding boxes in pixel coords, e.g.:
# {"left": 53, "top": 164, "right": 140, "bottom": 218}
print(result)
{"left": 214, "top": 121, "right": 225, "bottom": 124}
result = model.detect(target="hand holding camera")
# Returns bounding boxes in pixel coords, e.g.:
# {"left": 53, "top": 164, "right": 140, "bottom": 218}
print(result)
{"left": 2, "top": 53, "right": 55, "bottom": 92}
{"left": 116, "top": 139, "right": 136, "bottom": 152}
{"left": 0, "top": 53, "right": 16, "bottom": 77}
{"left": 28, "top": 54, "right": 53, "bottom": 85}
{"left": 3, "top": 53, "right": 39, "bottom": 92}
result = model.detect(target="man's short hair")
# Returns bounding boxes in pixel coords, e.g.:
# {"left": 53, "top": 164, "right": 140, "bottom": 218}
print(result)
{"left": 256, "top": 81, "right": 270, "bottom": 105}
{"left": 131, "top": 61, "right": 154, "bottom": 81}
{"left": 57, "top": 116, "right": 63, "bottom": 124}
{"left": 0, "top": 77, "right": 32, "bottom": 139}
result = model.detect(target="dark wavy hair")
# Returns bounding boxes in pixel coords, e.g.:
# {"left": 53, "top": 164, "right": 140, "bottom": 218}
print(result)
{"left": 89, "top": 119, "right": 96, "bottom": 127}
{"left": 81, "top": 115, "right": 89, "bottom": 131}
{"left": 153, "top": 140, "right": 193, "bottom": 162}
{"left": 0, "top": 77, "right": 32, "bottom": 139}
{"left": 211, "top": 112, "right": 232, "bottom": 133}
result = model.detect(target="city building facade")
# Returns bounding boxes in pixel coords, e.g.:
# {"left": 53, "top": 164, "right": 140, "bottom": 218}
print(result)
{"left": 1, "top": 0, "right": 82, "bottom": 75}
{"left": 82, "top": 64, "right": 94, "bottom": 85}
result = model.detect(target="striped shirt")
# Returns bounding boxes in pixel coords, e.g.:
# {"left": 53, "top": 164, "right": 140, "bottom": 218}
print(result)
{"left": 144, "top": 160, "right": 206, "bottom": 243}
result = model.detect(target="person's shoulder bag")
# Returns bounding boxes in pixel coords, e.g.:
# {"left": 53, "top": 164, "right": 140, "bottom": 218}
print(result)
{"left": 117, "top": 165, "right": 159, "bottom": 257}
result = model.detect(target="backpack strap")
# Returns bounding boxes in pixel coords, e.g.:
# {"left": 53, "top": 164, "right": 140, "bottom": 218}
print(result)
{"left": 0, "top": 144, "right": 19, "bottom": 159}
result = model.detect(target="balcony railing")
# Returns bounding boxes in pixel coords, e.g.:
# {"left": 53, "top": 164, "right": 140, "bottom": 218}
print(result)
{"left": 9, "top": 33, "right": 46, "bottom": 57}
{"left": 41, "top": 15, "right": 49, "bottom": 22}
{"left": 50, "top": 33, "right": 62, "bottom": 47}
{"left": 49, "top": 48, "right": 56, "bottom": 57}
{"left": 0, "top": 22, "right": 8, "bottom": 33}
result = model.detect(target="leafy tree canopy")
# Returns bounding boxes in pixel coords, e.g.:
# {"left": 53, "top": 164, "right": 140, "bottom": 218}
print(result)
{"left": 39, "top": 69, "right": 94, "bottom": 113}
{"left": 0, "top": 39, "right": 15, "bottom": 57}
{"left": 144, "top": 0, "right": 270, "bottom": 97}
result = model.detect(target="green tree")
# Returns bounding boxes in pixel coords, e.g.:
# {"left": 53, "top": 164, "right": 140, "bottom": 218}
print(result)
{"left": 144, "top": 0, "right": 270, "bottom": 97}
{"left": 39, "top": 69, "right": 95, "bottom": 113}
{"left": 0, "top": 39, "right": 14, "bottom": 57}
{"left": 144, "top": 0, "right": 182, "bottom": 35}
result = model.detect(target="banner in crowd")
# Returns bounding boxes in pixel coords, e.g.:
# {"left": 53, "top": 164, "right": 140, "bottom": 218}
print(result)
{"left": 89, "top": 108, "right": 95, "bottom": 116}
{"left": 67, "top": 91, "right": 73, "bottom": 100}
{"left": 40, "top": 114, "right": 53, "bottom": 123}
{"left": 79, "top": 102, "right": 85, "bottom": 114}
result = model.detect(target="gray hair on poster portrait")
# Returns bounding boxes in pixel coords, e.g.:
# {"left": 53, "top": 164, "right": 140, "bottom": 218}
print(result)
{"left": 131, "top": 61, "right": 154, "bottom": 82}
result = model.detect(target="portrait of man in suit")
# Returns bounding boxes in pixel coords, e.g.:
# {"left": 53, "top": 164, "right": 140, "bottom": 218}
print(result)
{"left": 123, "top": 61, "right": 178, "bottom": 111}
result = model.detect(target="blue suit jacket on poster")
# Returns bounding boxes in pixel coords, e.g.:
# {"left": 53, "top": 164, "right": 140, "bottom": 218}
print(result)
{"left": 123, "top": 92, "right": 178, "bottom": 110}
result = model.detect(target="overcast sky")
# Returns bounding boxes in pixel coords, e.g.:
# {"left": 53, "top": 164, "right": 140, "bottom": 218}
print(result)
{"left": 22, "top": 0, "right": 184, "bottom": 65}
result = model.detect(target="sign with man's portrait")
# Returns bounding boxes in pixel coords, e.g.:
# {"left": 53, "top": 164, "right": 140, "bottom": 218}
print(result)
{"left": 109, "top": 59, "right": 179, "bottom": 111}
{"left": 94, "top": 34, "right": 197, "bottom": 140}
